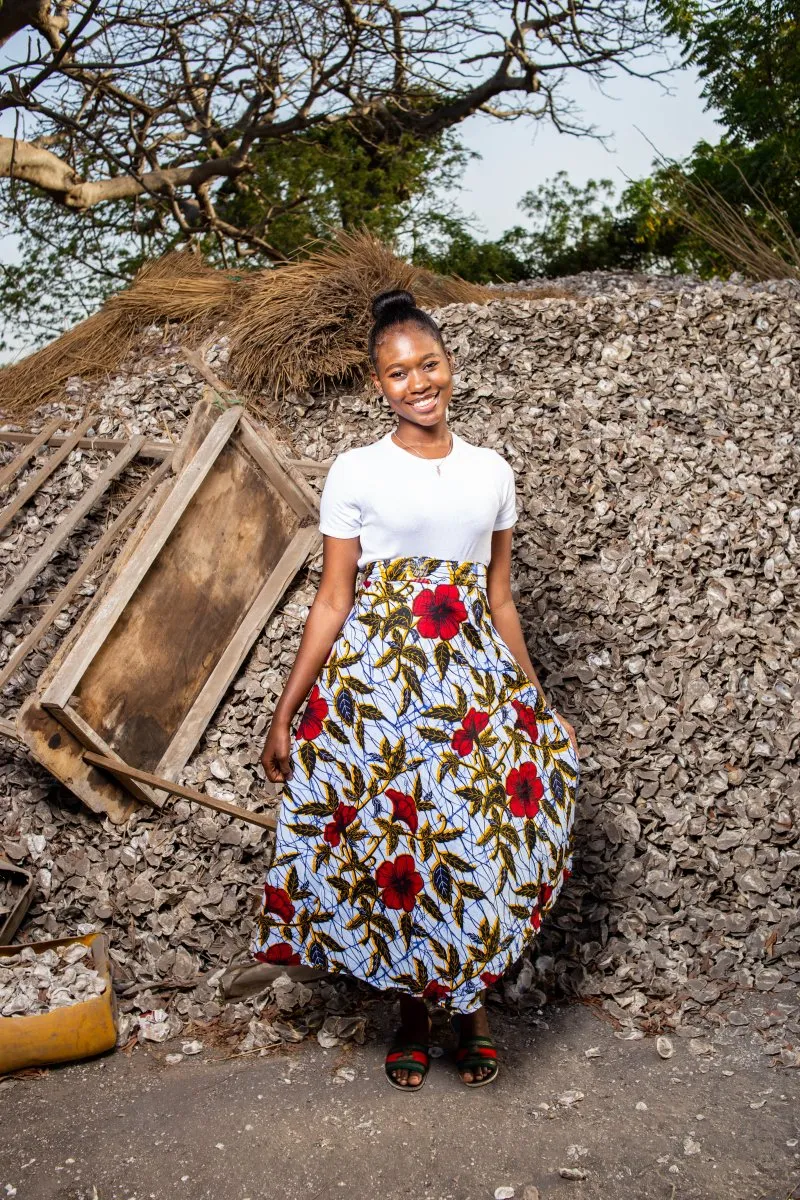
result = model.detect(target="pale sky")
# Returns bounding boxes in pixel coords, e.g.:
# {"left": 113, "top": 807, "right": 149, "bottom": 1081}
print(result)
{"left": 458, "top": 52, "right": 723, "bottom": 239}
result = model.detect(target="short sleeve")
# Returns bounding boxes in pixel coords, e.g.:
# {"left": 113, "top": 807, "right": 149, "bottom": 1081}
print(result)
{"left": 493, "top": 458, "right": 518, "bottom": 531}
{"left": 319, "top": 453, "right": 362, "bottom": 538}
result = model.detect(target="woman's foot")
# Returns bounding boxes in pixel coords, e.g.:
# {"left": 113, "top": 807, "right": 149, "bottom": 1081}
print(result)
{"left": 386, "top": 995, "right": 430, "bottom": 1088}
{"left": 454, "top": 1003, "right": 498, "bottom": 1085}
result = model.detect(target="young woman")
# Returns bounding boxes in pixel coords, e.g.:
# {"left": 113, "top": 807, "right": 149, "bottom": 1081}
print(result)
{"left": 253, "top": 289, "right": 579, "bottom": 1091}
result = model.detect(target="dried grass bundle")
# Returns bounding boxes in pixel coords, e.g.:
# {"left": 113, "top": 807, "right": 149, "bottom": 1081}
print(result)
{"left": 0, "top": 252, "right": 236, "bottom": 416}
{"left": 227, "top": 228, "right": 569, "bottom": 402}
{"left": 672, "top": 172, "right": 800, "bottom": 281}
{"left": 1, "top": 230, "right": 571, "bottom": 419}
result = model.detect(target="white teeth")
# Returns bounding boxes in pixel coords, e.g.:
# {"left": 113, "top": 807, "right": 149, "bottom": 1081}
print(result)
{"left": 412, "top": 395, "right": 436, "bottom": 409}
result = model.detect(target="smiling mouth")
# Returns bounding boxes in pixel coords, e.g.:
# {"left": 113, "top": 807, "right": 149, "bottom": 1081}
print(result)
{"left": 409, "top": 392, "right": 438, "bottom": 411}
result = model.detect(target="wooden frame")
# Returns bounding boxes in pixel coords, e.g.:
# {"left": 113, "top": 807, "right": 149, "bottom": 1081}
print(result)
{"left": 0, "top": 458, "right": 173, "bottom": 693}
{"left": 0, "top": 436, "right": 146, "bottom": 622}
{"left": 0, "top": 428, "right": 174, "bottom": 461}
{"left": 37, "top": 394, "right": 321, "bottom": 811}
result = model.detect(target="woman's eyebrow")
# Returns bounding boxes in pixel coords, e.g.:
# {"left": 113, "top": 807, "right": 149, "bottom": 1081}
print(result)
{"left": 384, "top": 354, "right": 439, "bottom": 370}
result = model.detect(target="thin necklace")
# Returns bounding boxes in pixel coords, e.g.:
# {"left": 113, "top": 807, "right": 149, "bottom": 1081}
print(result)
{"left": 391, "top": 428, "right": 454, "bottom": 476}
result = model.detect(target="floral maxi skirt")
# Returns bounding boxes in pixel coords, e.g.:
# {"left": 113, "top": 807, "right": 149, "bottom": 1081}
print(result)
{"left": 251, "top": 555, "right": 579, "bottom": 1014}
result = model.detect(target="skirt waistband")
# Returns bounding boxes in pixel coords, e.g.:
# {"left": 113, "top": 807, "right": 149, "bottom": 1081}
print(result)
{"left": 358, "top": 555, "right": 488, "bottom": 589}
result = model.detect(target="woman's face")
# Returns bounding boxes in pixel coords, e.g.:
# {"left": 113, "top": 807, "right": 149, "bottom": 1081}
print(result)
{"left": 371, "top": 323, "right": 454, "bottom": 427}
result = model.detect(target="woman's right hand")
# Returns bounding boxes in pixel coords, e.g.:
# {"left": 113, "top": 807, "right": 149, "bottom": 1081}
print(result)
{"left": 260, "top": 717, "right": 294, "bottom": 784}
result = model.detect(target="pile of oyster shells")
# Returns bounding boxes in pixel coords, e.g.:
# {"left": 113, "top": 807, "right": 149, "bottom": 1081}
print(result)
{"left": 0, "top": 270, "right": 797, "bottom": 1051}
{"left": 0, "top": 943, "right": 106, "bottom": 1016}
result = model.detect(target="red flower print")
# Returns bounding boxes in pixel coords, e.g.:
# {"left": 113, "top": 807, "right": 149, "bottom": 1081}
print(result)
{"left": 452, "top": 706, "right": 490, "bottom": 756}
{"left": 505, "top": 761, "right": 544, "bottom": 818}
{"left": 510, "top": 698, "right": 539, "bottom": 742}
{"left": 412, "top": 583, "right": 468, "bottom": 640}
{"left": 255, "top": 942, "right": 301, "bottom": 965}
{"left": 323, "top": 802, "right": 358, "bottom": 847}
{"left": 262, "top": 884, "right": 295, "bottom": 923}
{"left": 423, "top": 980, "right": 451, "bottom": 1002}
{"left": 562, "top": 866, "right": 572, "bottom": 882}
{"left": 480, "top": 971, "right": 501, "bottom": 987}
{"left": 296, "top": 684, "right": 328, "bottom": 741}
{"left": 529, "top": 882, "right": 554, "bottom": 931}
{"left": 375, "top": 854, "right": 424, "bottom": 912}
{"left": 385, "top": 788, "right": 418, "bottom": 834}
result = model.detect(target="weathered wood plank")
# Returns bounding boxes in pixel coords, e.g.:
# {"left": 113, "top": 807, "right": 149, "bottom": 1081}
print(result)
{"left": 0, "top": 456, "right": 173, "bottom": 692}
{"left": 17, "top": 694, "right": 142, "bottom": 823}
{"left": 40, "top": 407, "right": 242, "bottom": 708}
{"left": 237, "top": 418, "right": 318, "bottom": 520}
{"left": 44, "top": 701, "right": 165, "bottom": 808}
{"left": 0, "top": 417, "right": 65, "bottom": 490}
{"left": 82, "top": 750, "right": 278, "bottom": 830}
{"left": 0, "top": 429, "right": 174, "bottom": 460}
{"left": 0, "top": 436, "right": 145, "bottom": 622}
{"left": 156, "top": 524, "right": 320, "bottom": 778}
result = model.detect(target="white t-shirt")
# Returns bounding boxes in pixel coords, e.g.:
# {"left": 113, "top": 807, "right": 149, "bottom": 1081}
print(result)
{"left": 318, "top": 430, "right": 518, "bottom": 568}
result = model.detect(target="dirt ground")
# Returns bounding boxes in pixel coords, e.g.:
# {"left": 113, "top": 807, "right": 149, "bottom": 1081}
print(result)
{"left": 2, "top": 996, "right": 798, "bottom": 1200}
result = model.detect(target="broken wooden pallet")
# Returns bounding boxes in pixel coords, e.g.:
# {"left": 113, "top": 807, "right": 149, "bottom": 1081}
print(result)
{"left": 17, "top": 392, "right": 321, "bottom": 822}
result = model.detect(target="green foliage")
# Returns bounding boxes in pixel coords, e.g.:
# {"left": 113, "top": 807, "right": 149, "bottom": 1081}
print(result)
{"left": 410, "top": 215, "right": 532, "bottom": 283}
{"left": 639, "top": 0, "right": 800, "bottom": 273}
{"left": 0, "top": 121, "right": 471, "bottom": 350}
{"left": 412, "top": 173, "right": 657, "bottom": 281}
{"left": 0, "top": 187, "right": 172, "bottom": 355}
{"left": 217, "top": 120, "right": 471, "bottom": 259}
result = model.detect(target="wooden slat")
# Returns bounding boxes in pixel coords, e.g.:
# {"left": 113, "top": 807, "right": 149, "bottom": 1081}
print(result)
{"left": 0, "top": 417, "right": 65, "bottom": 490}
{"left": 156, "top": 525, "right": 321, "bottom": 778}
{"left": 44, "top": 702, "right": 165, "bottom": 808}
{"left": 0, "top": 413, "right": 96, "bottom": 535}
{"left": 82, "top": 750, "right": 278, "bottom": 830}
{"left": 17, "top": 693, "right": 141, "bottom": 824}
{"left": 0, "top": 430, "right": 174, "bottom": 460}
{"left": 0, "top": 716, "right": 18, "bottom": 740}
{"left": 0, "top": 435, "right": 145, "bottom": 623}
{"left": 40, "top": 406, "right": 242, "bottom": 708}
{"left": 0, "top": 457, "right": 173, "bottom": 692}
{"left": 238, "top": 418, "right": 318, "bottom": 520}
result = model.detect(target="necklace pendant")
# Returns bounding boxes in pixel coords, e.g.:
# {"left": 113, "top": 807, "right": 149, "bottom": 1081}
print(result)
{"left": 436, "top": 464, "right": 441, "bottom": 475}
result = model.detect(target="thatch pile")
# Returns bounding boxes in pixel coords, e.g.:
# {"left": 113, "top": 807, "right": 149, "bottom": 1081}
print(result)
{"left": 226, "top": 230, "right": 568, "bottom": 399}
{"left": 0, "top": 254, "right": 236, "bottom": 415}
{"left": 0, "top": 230, "right": 570, "bottom": 417}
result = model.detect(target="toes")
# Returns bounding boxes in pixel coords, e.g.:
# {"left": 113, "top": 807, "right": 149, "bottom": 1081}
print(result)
{"left": 408, "top": 1071, "right": 422, "bottom": 1086}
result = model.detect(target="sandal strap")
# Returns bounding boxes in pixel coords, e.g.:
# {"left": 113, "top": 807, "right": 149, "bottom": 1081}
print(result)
{"left": 386, "top": 1038, "right": 430, "bottom": 1075}
{"left": 456, "top": 1035, "right": 497, "bottom": 1067}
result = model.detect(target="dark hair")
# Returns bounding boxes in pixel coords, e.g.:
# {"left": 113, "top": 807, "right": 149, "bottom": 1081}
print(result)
{"left": 367, "top": 288, "right": 448, "bottom": 371}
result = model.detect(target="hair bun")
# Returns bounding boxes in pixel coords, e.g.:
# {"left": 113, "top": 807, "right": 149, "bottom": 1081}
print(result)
{"left": 371, "top": 288, "right": 417, "bottom": 321}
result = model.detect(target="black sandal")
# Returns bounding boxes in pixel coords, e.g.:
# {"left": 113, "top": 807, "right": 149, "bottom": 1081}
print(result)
{"left": 384, "top": 1033, "right": 430, "bottom": 1092}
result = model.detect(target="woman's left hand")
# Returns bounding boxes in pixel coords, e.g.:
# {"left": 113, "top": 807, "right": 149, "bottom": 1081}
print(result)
{"left": 553, "top": 711, "right": 579, "bottom": 757}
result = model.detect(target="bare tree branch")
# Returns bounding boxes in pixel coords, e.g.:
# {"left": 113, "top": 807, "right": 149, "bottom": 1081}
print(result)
{"left": 0, "top": 0, "right": 677, "bottom": 248}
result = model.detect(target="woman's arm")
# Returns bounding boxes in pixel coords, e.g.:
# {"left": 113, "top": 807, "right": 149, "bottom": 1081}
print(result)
{"left": 487, "top": 528, "right": 578, "bottom": 752}
{"left": 261, "top": 534, "right": 360, "bottom": 783}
